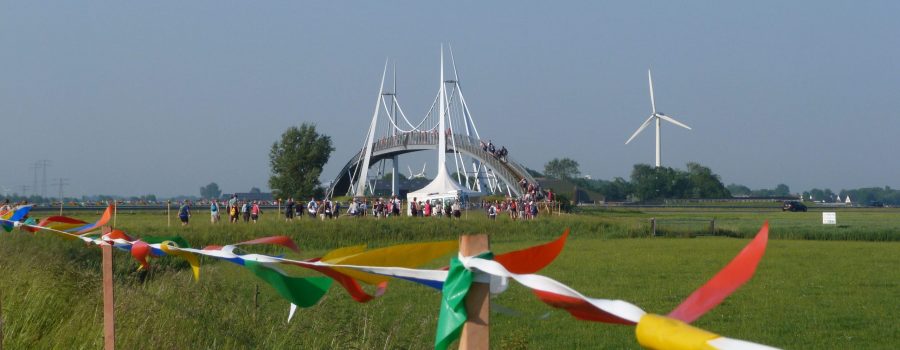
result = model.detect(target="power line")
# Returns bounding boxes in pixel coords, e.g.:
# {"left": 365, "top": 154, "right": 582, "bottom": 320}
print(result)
{"left": 54, "top": 178, "right": 69, "bottom": 200}
{"left": 30, "top": 162, "right": 39, "bottom": 198}
{"left": 54, "top": 178, "right": 69, "bottom": 215}
{"left": 38, "top": 159, "right": 51, "bottom": 199}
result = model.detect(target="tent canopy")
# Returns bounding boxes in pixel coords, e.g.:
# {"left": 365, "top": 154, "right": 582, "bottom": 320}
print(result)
{"left": 406, "top": 169, "right": 481, "bottom": 207}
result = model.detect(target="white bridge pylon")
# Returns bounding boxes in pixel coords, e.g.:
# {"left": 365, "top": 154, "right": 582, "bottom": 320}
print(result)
{"left": 344, "top": 46, "right": 518, "bottom": 198}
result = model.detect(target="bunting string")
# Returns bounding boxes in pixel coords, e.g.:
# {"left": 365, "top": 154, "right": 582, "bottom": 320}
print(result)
{"left": 1, "top": 204, "right": 779, "bottom": 349}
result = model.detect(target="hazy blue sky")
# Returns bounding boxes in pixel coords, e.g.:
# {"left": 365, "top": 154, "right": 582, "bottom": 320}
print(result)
{"left": 2, "top": 2, "right": 898, "bottom": 198}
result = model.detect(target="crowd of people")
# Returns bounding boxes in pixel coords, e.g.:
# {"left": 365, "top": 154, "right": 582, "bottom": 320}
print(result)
{"left": 480, "top": 139, "right": 508, "bottom": 162}
{"left": 482, "top": 180, "right": 555, "bottom": 221}
{"left": 484, "top": 197, "right": 544, "bottom": 221}
{"left": 408, "top": 196, "right": 463, "bottom": 218}
{"left": 176, "top": 195, "right": 267, "bottom": 226}
{"left": 278, "top": 197, "right": 343, "bottom": 221}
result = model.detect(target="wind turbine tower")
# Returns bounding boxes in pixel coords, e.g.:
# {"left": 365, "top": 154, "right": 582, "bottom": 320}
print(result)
{"left": 625, "top": 70, "right": 692, "bottom": 167}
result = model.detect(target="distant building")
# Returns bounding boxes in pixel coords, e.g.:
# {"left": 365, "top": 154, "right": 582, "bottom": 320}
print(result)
{"left": 229, "top": 192, "right": 274, "bottom": 202}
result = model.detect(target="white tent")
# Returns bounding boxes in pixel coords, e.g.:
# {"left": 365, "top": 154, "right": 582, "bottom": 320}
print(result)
{"left": 845, "top": 195, "right": 852, "bottom": 204}
{"left": 406, "top": 169, "right": 481, "bottom": 214}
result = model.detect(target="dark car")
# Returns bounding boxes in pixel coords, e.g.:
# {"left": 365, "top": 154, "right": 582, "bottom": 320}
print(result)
{"left": 782, "top": 200, "right": 807, "bottom": 212}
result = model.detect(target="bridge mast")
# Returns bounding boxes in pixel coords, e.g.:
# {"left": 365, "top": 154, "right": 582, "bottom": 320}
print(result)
{"left": 448, "top": 44, "right": 488, "bottom": 194}
{"left": 391, "top": 64, "right": 399, "bottom": 197}
{"left": 438, "top": 46, "right": 447, "bottom": 174}
{"left": 354, "top": 61, "right": 388, "bottom": 197}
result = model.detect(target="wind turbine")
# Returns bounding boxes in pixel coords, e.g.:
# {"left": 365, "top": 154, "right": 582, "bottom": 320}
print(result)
{"left": 625, "top": 70, "right": 692, "bottom": 167}
{"left": 407, "top": 164, "right": 427, "bottom": 179}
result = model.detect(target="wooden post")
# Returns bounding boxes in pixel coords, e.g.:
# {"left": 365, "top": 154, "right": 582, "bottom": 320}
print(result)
{"left": 459, "top": 234, "right": 490, "bottom": 350}
{"left": 710, "top": 219, "right": 716, "bottom": 235}
{"left": 101, "top": 226, "right": 116, "bottom": 350}
{"left": 1, "top": 288, "right": 4, "bottom": 350}
{"left": 650, "top": 218, "right": 656, "bottom": 237}
{"left": 167, "top": 201, "right": 171, "bottom": 227}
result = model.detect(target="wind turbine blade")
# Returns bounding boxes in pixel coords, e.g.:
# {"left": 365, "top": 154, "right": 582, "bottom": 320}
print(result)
{"left": 648, "top": 69, "right": 656, "bottom": 114}
{"left": 658, "top": 114, "right": 692, "bottom": 130}
{"left": 625, "top": 115, "right": 656, "bottom": 144}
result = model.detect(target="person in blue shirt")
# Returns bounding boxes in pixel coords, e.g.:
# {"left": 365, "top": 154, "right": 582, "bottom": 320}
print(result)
{"left": 210, "top": 200, "right": 220, "bottom": 224}
{"left": 179, "top": 200, "right": 191, "bottom": 226}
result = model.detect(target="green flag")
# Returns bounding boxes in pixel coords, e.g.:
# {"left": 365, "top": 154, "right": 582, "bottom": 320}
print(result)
{"left": 434, "top": 252, "right": 493, "bottom": 350}
{"left": 244, "top": 260, "right": 333, "bottom": 308}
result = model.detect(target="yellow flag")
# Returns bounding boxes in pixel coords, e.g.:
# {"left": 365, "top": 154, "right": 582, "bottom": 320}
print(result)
{"left": 160, "top": 241, "right": 201, "bottom": 281}
{"left": 325, "top": 241, "right": 458, "bottom": 285}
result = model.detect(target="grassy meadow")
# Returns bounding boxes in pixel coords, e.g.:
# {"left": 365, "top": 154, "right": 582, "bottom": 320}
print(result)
{"left": 1, "top": 207, "right": 898, "bottom": 349}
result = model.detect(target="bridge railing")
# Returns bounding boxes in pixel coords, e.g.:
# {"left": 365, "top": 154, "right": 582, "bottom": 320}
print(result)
{"left": 450, "top": 137, "right": 529, "bottom": 195}
{"left": 449, "top": 134, "right": 537, "bottom": 185}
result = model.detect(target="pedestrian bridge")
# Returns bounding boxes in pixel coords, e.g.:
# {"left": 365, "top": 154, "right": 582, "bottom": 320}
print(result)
{"left": 326, "top": 132, "right": 537, "bottom": 198}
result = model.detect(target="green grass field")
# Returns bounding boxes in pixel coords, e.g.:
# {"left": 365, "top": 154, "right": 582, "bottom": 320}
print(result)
{"left": 1, "top": 208, "right": 898, "bottom": 349}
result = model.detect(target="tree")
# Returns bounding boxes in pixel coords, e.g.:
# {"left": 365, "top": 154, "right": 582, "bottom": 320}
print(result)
{"left": 685, "top": 162, "right": 730, "bottom": 198}
{"left": 269, "top": 123, "right": 334, "bottom": 200}
{"left": 381, "top": 172, "right": 408, "bottom": 181}
{"left": 544, "top": 158, "right": 581, "bottom": 179}
{"left": 727, "top": 184, "right": 752, "bottom": 196}
{"left": 200, "top": 182, "right": 222, "bottom": 199}
{"left": 629, "top": 163, "right": 729, "bottom": 201}
{"left": 525, "top": 167, "right": 544, "bottom": 178}
{"left": 773, "top": 184, "right": 790, "bottom": 197}
{"left": 250, "top": 187, "right": 261, "bottom": 194}
{"left": 576, "top": 177, "right": 632, "bottom": 201}
{"left": 630, "top": 164, "right": 666, "bottom": 201}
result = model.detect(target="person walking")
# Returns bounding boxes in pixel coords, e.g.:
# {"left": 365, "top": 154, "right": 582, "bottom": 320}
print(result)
{"left": 178, "top": 200, "right": 191, "bottom": 226}
{"left": 229, "top": 202, "right": 239, "bottom": 223}
{"left": 284, "top": 198, "right": 295, "bottom": 222}
{"left": 349, "top": 200, "right": 359, "bottom": 217}
{"left": 227, "top": 195, "right": 238, "bottom": 222}
{"left": 410, "top": 197, "right": 418, "bottom": 217}
{"left": 251, "top": 201, "right": 261, "bottom": 223}
{"left": 210, "top": 200, "right": 220, "bottom": 224}
{"left": 241, "top": 201, "right": 251, "bottom": 222}
{"left": 488, "top": 202, "right": 498, "bottom": 220}
{"left": 307, "top": 197, "right": 318, "bottom": 219}
{"left": 323, "top": 199, "right": 333, "bottom": 219}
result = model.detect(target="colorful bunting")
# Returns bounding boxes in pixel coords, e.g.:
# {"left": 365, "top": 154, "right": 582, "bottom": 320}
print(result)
{"left": 2, "top": 209, "right": 777, "bottom": 349}
{"left": 668, "top": 222, "right": 769, "bottom": 323}
{"left": 1, "top": 205, "right": 33, "bottom": 232}
{"left": 242, "top": 260, "right": 333, "bottom": 309}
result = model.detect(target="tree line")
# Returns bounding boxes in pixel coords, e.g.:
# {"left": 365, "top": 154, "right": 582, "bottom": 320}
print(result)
{"left": 543, "top": 158, "right": 730, "bottom": 201}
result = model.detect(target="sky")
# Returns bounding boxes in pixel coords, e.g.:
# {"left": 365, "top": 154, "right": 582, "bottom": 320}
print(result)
{"left": 2, "top": 2, "right": 899, "bottom": 198}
